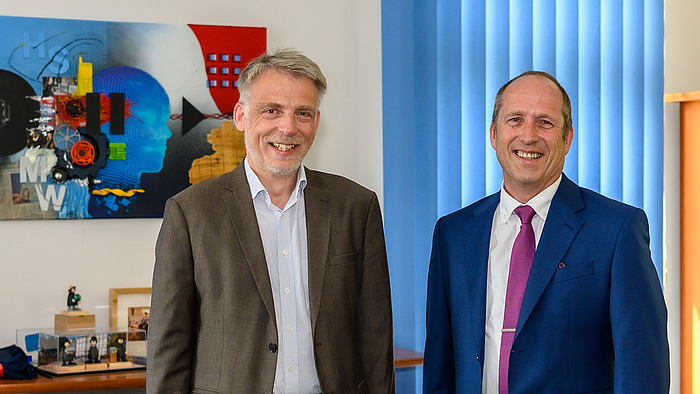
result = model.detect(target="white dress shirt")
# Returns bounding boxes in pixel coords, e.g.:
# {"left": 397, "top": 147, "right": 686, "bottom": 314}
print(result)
{"left": 245, "top": 159, "right": 321, "bottom": 394}
{"left": 481, "top": 175, "right": 562, "bottom": 394}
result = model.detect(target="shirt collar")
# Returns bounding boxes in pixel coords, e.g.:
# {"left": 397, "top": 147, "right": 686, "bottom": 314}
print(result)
{"left": 243, "top": 157, "right": 307, "bottom": 206}
{"left": 497, "top": 174, "right": 563, "bottom": 224}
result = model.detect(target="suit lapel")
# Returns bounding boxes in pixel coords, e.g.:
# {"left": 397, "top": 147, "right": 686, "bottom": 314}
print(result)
{"left": 516, "top": 175, "right": 584, "bottom": 336}
{"left": 223, "top": 165, "right": 276, "bottom": 322}
{"left": 303, "top": 169, "right": 330, "bottom": 332}
{"left": 462, "top": 194, "right": 500, "bottom": 349}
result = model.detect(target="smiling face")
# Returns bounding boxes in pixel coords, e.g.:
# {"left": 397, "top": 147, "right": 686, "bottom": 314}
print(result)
{"left": 490, "top": 75, "right": 573, "bottom": 203}
{"left": 233, "top": 69, "right": 320, "bottom": 182}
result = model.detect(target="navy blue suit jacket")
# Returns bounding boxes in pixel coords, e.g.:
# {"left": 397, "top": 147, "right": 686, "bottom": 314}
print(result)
{"left": 423, "top": 174, "right": 669, "bottom": 394}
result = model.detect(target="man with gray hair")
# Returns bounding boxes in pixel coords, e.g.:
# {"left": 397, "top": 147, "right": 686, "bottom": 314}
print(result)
{"left": 148, "top": 48, "right": 395, "bottom": 393}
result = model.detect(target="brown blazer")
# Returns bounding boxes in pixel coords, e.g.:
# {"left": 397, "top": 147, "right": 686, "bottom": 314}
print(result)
{"left": 147, "top": 164, "right": 395, "bottom": 394}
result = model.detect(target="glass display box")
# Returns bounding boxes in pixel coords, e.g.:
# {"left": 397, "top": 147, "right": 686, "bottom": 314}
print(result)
{"left": 17, "top": 327, "right": 146, "bottom": 376}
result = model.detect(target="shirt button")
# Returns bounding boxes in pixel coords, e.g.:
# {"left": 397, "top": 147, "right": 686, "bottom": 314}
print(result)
{"left": 285, "top": 288, "right": 290, "bottom": 294}
{"left": 289, "top": 366, "right": 294, "bottom": 372}
{"left": 282, "top": 250, "right": 288, "bottom": 256}
{"left": 281, "top": 213, "right": 286, "bottom": 220}
{"left": 287, "top": 326, "right": 292, "bottom": 332}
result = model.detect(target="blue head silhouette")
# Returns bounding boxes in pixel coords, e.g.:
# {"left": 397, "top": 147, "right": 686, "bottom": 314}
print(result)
{"left": 93, "top": 66, "right": 171, "bottom": 189}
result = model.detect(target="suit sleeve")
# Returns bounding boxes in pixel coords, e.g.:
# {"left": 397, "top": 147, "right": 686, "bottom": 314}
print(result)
{"left": 610, "top": 208, "right": 670, "bottom": 393}
{"left": 147, "top": 198, "right": 197, "bottom": 394}
{"left": 423, "top": 217, "right": 456, "bottom": 394}
{"left": 359, "top": 193, "right": 396, "bottom": 393}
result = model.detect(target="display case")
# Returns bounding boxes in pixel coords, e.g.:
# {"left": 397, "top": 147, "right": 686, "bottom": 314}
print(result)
{"left": 18, "top": 327, "right": 146, "bottom": 376}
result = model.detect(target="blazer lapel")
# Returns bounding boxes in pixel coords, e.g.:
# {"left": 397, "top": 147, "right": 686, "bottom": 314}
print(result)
{"left": 462, "top": 194, "right": 500, "bottom": 349}
{"left": 303, "top": 169, "right": 330, "bottom": 332}
{"left": 222, "top": 165, "right": 276, "bottom": 322}
{"left": 516, "top": 175, "right": 584, "bottom": 336}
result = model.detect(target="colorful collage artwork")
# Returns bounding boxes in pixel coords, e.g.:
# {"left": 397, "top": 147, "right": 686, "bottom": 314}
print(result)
{"left": 0, "top": 15, "right": 266, "bottom": 219}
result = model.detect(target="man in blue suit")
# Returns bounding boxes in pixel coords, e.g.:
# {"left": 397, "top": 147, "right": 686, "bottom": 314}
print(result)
{"left": 423, "top": 71, "right": 669, "bottom": 393}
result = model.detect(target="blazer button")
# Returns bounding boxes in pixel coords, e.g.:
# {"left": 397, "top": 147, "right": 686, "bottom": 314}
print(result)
{"left": 269, "top": 343, "right": 277, "bottom": 353}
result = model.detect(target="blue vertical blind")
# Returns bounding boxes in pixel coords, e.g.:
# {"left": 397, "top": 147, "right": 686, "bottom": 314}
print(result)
{"left": 382, "top": 0, "right": 663, "bottom": 392}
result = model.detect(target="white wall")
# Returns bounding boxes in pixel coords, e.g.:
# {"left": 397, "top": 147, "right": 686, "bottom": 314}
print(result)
{"left": 0, "top": 0, "right": 383, "bottom": 348}
{"left": 666, "top": 0, "right": 700, "bottom": 93}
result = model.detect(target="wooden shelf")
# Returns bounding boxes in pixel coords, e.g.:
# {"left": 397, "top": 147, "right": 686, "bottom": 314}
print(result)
{"left": 665, "top": 91, "right": 700, "bottom": 103}
{"left": 0, "top": 369, "right": 146, "bottom": 393}
{"left": 394, "top": 346, "right": 424, "bottom": 369}
{"left": 0, "top": 347, "right": 423, "bottom": 392}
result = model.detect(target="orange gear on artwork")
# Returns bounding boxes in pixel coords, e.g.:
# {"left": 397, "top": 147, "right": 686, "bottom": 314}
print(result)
{"left": 70, "top": 141, "right": 96, "bottom": 165}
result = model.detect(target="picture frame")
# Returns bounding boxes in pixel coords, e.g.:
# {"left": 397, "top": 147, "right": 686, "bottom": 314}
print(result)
{"left": 108, "top": 288, "right": 151, "bottom": 330}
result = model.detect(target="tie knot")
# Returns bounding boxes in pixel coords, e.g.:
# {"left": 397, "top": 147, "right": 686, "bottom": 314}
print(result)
{"left": 514, "top": 205, "right": 536, "bottom": 225}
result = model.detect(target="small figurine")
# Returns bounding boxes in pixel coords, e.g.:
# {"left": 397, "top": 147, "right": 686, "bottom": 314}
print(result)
{"left": 86, "top": 336, "right": 100, "bottom": 363}
{"left": 60, "top": 337, "right": 76, "bottom": 366}
{"left": 115, "top": 337, "right": 127, "bottom": 362}
{"left": 67, "top": 286, "right": 82, "bottom": 311}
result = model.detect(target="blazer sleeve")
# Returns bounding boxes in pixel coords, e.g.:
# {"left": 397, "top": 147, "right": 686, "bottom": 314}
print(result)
{"left": 610, "top": 208, "right": 670, "bottom": 393}
{"left": 358, "top": 193, "right": 396, "bottom": 393}
{"left": 147, "top": 198, "right": 197, "bottom": 394}
{"left": 423, "top": 217, "right": 457, "bottom": 394}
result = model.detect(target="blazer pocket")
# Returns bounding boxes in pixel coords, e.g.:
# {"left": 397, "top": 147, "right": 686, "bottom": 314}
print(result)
{"left": 329, "top": 251, "right": 358, "bottom": 266}
{"left": 552, "top": 260, "right": 595, "bottom": 283}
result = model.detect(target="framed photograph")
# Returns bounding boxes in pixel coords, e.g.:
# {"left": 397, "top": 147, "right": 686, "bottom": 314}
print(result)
{"left": 128, "top": 306, "right": 150, "bottom": 331}
{"left": 109, "top": 288, "right": 151, "bottom": 330}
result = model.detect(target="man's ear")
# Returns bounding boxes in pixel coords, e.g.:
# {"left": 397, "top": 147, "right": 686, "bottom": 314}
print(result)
{"left": 489, "top": 122, "right": 497, "bottom": 150}
{"left": 233, "top": 102, "right": 246, "bottom": 131}
{"left": 564, "top": 127, "right": 574, "bottom": 155}
{"left": 314, "top": 110, "right": 321, "bottom": 132}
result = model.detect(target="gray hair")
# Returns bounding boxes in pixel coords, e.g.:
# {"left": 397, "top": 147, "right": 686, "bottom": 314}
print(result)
{"left": 491, "top": 70, "right": 573, "bottom": 139}
{"left": 237, "top": 48, "right": 327, "bottom": 107}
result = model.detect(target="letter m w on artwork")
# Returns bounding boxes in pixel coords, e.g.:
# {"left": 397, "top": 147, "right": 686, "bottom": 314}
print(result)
{"left": 34, "top": 184, "right": 66, "bottom": 212}
{"left": 19, "top": 156, "right": 49, "bottom": 183}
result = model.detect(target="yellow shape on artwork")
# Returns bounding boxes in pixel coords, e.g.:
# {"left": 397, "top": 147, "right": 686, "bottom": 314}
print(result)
{"left": 91, "top": 189, "right": 145, "bottom": 197}
{"left": 74, "top": 57, "right": 93, "bottom": 97}
{"left": 189, "top": 120, "right": 246, "bottom": 184}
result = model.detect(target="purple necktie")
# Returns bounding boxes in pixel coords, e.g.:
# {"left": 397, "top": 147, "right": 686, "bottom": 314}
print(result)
{"left": 499, "top": 205, "right": 536, "bottom": 394}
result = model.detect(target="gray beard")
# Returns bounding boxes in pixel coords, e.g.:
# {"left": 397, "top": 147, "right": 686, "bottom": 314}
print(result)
{"left": 244, "top": 139, "right": 302, "bottom": 178}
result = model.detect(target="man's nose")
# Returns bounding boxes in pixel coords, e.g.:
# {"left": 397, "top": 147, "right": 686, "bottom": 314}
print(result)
{"left": 519, "top": 121, "right": 539, "bottom": 143}
{"left": 278, "top": 113, "right": 296, "bottom": 136}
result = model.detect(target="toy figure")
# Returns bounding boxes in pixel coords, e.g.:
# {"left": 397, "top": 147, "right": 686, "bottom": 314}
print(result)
{"left": 115, "top": 337, "right": 127, "bottom": 362}
{"left": 67, "top": 286, "right": 81, "bottom": 311}
{"left": 86, "top": 336, "right": 100, "bottom": 363}
{"left": 59, "top": 337, "right": 75, "bottom": 366}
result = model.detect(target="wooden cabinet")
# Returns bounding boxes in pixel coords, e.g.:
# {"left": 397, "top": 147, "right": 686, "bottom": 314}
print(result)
{"left": 666, "top": 91, "right": 700, "bottom": 394}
